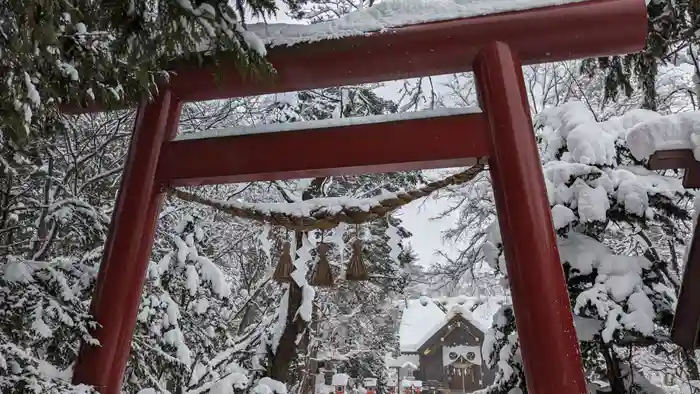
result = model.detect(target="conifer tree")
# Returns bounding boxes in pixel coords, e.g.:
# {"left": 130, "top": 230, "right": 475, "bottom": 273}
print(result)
{"left": 0, "top": 253, "right": 99, "bottom": 393}
{"left": 0, "top": 111, "right": 128, "bottom": 393}
{"left": 1, "top": 0, "right": 301, "bottom": 145}
{"left": 482, "top": 102, "right": 690, "bottom": 393}
{"left": 125, "top": 214, "right": 249, "bottom": 393}
{"left": 582, "top": 0, "right": 700, "bottom": 110}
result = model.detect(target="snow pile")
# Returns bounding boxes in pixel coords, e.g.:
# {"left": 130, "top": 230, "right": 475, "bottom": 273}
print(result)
{"left": 626, "top": 110, "right": 700, "bottom": 161}
{"left": 538, "top": 101, "right": 618, "bottom": 166}
{"left": 560, "top": 232, "right": 670, "bottom": 342}
{"left": 445, "top": 304, "right": 480, "bottom": 322}
{"left": 254, "top": 377, "right": 288, "bottom": 394}
{"left": 385, "top": 353, "right": 421, "bottom": 368}
{"left": 401, "top": 379, "right": 422, "bottom": 388}
{"left": 201, "top": 369, "right": 249, "bottom": 394}
{"left": 535, "top": 102, "right": 686, "bottom": 227}
{"left": 2, "top": 256, "right": 49, "bottom": 283}
{"left": 539, "top": 102, "right": 670, "bottom": 164}
{"left": 246, "top": 0, "right": 586, "bottom": 48}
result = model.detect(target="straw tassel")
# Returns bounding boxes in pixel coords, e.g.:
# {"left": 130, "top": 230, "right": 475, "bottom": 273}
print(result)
{"left": 346, "top": 239, "right": 368, "bottom": 281}
{"left": 311, "top": 242, "right": 334, "bottom": 287}
{"left": 273, "top": 241, "right": 294, "bottom": 282}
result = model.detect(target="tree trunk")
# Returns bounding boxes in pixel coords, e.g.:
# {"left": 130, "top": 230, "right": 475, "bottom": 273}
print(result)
{"left": 601, "top": 344, "right": 625, "bottom": 394}
{"left": 269, "top": 177, "right": 326, "bottom": 383}
{"left": 271, "top": 282, "right": 305, "bottom": 382}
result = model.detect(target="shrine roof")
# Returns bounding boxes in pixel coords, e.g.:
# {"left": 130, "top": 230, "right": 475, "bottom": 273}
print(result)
{"left": 398, "top": 296, "right": 505, "bottom": 353}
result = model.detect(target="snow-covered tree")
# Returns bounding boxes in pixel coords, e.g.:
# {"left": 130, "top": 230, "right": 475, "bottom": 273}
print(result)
{"left": 1, "top": 0, "right": 305, "bottom": 145}
{"left": 288, "top": 0, "right": 375, "bottom": 23}
{"left": 482, "top": 102, "right": 692, "bottom": 393}
{"left": 0, "top": 111, "right": 130, "bottom": 392}
{"left": 254, "top": 84, "right": 421, "bottom": 393}
{"left": 125, "top": 214, "right": 261, "bottom": 393}
{"left": 0, "top": 254, "right": 99, "bottom": 393}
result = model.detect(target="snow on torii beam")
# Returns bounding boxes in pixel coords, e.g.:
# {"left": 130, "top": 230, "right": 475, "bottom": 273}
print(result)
{"left": 68, "top": 0, "right": 648, "bottom": 393}
{"left": 165, "top": 0, "right": 644, "bottom": 102}
{"left": 62, "top": 0, "right": 645, "bottom": 113}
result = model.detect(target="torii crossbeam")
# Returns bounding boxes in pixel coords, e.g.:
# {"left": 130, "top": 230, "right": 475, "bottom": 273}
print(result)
{"left": 64, "top": 0, "right": 648, "bottom": 393}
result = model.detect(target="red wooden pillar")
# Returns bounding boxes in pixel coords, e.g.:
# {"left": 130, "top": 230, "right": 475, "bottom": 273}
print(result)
{"left": 72, "top": 91, "right": 180, "bottom": 393}
{"left": 473, "top": 42, "right": 586, "bottom": 394}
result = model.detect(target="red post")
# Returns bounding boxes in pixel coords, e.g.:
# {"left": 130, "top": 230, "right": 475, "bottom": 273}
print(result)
{"left": 72, "top": 91, "right": 179, "bottom": 393}
{"left": 108, "top": 99, "right": 183, "bottom": 390}
{"left": 474, "top": 42, "right": 586, "bottom": 394}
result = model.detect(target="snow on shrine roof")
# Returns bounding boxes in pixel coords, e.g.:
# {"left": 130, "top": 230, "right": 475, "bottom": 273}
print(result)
{"left": 385, "top": 353, "right": 420, "bottom": 369}
{"left": 246, "top": 0, "right": 588, "bottom": 48}
{"left": 398, "top": 295, "right": 505, "bottom": 353}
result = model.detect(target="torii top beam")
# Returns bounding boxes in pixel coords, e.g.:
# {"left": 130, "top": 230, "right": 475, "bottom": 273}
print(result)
{"left": 64, "top": 0, "right": 646, "bottom": 113}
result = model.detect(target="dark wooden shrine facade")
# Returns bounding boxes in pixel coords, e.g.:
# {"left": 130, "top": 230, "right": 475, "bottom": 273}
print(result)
{"left": 413, "top": 314, "right": 495, "bottom": 393}
{"left": 60, "top": 1, "right": 648, "bottom": 393}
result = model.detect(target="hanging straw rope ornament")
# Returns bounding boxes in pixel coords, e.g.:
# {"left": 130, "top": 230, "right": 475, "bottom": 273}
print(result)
{"left": 346, "top": 226, "right": 369, "bottom": 281}
{"left": 273, "top": 232, "right": 294, "bottom": 283}
{"left": 311, "top": 237, "right": 334, "bottom": 287}
{"left": 167, "top": 163, "right": 486, "bottom": 232}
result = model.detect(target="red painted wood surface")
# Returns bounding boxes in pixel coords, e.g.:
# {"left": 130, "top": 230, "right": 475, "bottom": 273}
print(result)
{"left": 474, "top": 42, "right": 586, "bottom": 393}
{"left": 672, "top": 216, "right": 700, "bottom": 349}
{"left": 62, "top": 0, "right": 647, "bottom": 114}
{"left": 72, "top": 92, "right": 180, "bottom": 393}
{"left": 647, "top": 149, "right": 700, "bottom": 188}
{"left": 157, "top": 112, "right": 489, "bottom": 186}
{"left": 108, "top": 100, "right": 184, "bottom": 390}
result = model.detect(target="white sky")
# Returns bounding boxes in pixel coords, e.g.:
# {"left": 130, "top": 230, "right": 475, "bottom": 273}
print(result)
{"left": 398, "top": 196, "right": 461, "bottom": 267}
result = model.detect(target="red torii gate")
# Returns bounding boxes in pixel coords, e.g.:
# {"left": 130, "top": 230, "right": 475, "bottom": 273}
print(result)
{"left": 64, "top": 0, "right": 647, "bottom": 392}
